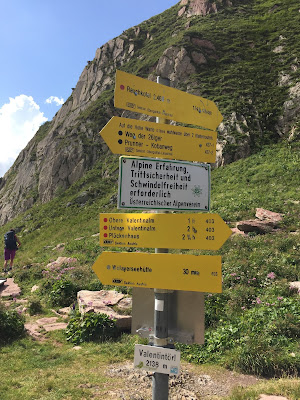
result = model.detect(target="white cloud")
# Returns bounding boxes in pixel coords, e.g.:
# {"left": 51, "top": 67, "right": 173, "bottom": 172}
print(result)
{"left": 45, "top": 96, "right": 64, "bottom": 106}
{"left": 0, "top": 95, "right": 47, "bottom": 177}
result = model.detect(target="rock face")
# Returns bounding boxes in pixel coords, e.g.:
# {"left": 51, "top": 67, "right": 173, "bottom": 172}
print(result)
{"left": 0, "top": 37, "right": 125, "bottom": 224}
{"left": 178, "top": 0, "right": 232, "bottom": 17}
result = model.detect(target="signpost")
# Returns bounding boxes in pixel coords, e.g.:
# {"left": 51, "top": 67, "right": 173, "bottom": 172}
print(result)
{"left": 134, "top": 344, "right": 180, "bottom": 376}
{"left": 92, "top": 251, "right": 222, "bottom": 293}
{"left": 114, "top": 70, "right": 223, "bottom": 130}
{"left": 92, "top": 70, "right": 226, "bottom": 400}
{"left": 118, "top": 156, "right": 210, "bottom": 211}
{"left": 99, "top": 116, "right": 217, "bottom": 163}
{"left": 100, "top": 212, "right": 232, "bottom": 250}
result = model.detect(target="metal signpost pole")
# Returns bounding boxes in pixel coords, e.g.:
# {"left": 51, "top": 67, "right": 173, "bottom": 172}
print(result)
{"left": 153, "top": 76, "right": 170, "bottom": 400}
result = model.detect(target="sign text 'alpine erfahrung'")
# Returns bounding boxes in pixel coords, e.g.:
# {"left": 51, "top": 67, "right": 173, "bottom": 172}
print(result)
{"left": 118, "top": 156, "right": 210, "bottom": 211}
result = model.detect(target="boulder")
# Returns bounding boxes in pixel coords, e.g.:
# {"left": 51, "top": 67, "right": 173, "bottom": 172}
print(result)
{"left": 0, "top": 278, "right": 21, "bottom": 298}
{"left": 45, "top": 257, "right": 77, "bottom": 269}
{"left": 236, "top": 208, "right": 284, "bottom": 234}
{"left": 77, "top": 290, "right": 132, "bottom": 330}
{"left": 31, "top": 285, "right": 39, "bottom": 293}
{"left": 255, "top": 208, "right": 283, "bottom": 224}
{"left": 231, "top": 227, "right": 247, "bottom": 236}
{"left": 289, "top": 281, "right": 300, "bottom": 294}
{"left": 236, "top": 219, "right": 275, "bottom": 234}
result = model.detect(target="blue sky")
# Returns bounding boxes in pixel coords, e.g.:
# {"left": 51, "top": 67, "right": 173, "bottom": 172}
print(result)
{"left": 0, "top": 0, "right": 177, "bottom": 177}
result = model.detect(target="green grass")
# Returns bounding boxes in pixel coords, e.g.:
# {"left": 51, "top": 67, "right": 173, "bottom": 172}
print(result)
{"left": 0, "top": 335, "right": 139, "bottom": 400}
{"left": 223, "top": 378, "right": 300, "bottom": 400}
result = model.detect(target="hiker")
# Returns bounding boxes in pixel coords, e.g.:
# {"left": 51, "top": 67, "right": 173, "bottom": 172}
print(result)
{"left": 3, "top": 229, "right": 21, "bottom": 273}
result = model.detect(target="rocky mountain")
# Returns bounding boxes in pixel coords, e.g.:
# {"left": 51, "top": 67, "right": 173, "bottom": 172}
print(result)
{"left": 0, "top": 0, "right": 299, "bottom": 225}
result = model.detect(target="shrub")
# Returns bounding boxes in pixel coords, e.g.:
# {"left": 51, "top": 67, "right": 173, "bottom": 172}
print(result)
{"left": 86, "top": 280, "right": 103, "bottom": 291}
{"left": 225, "top": 339, "right": 300, "bottom": 377}
{"left": 65, "top": 312, "right": 118, "bottom": 345}
{"left": 0, "top": 302, "right": 25, "bottom": 345}
{"left": 49, "top": 278, "right": 78, "bottom": 307}
{"left": 28, "top": 297, "right": 43, "bottom": 316}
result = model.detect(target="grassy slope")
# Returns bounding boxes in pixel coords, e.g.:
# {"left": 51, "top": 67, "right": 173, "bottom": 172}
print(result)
{"left": 0, "top": 139, "right": 299, "bottom": 398}
{"left": 0, "top": 139, "right": 299, "bottom": 374}
{"left": 2, "top": 139, "right": 298, "bottom": 264}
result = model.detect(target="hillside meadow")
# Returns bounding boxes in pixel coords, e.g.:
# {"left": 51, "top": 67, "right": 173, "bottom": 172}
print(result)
{"left": 0, "top": 139, "right": 299, "bottom": 399}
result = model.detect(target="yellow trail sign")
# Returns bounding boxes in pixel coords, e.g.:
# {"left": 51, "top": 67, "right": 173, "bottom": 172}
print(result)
{"left": 114, "top": 70, "right": 223, "bottom": 131}
{"left": 100, "top": 116, "right": 217, "bottom": 163}
{"left": 100, "top": 213, "right": 232, "bottom": 250}
{"left": 92, "top": 252, "right": 222, "bottom": 293}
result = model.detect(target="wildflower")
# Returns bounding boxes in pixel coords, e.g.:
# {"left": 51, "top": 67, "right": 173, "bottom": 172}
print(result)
{"left": 277, "top": 296, "right": 283, "bottom": 301}
{"left": 241, "top": 306, "right": 246, "bottom": 310}
{"left": 230, "top": 273, "right": 237, "bottom": 276}
{"left": 267, "top": 272, "right": 276, "bottom": 279}
{"left": 256, "top": 297, "right": 262, "bottom": 304}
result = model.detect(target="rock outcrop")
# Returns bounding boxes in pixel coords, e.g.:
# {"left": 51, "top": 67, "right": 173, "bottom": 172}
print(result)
{"left": 234, "top": 208, "right": 284, "bottom": 235}
{"left": 77, "top": 290, "right": 132, "bottom": 330}
{"left": 178, "top": 0, "right": 232, "bottom": 17}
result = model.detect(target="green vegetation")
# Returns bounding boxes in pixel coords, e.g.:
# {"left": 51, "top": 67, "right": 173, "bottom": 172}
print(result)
{"left": 66, "top": 312, "right": 118, "bottom": 345}
{"left": 0, "top": 139, "right": 298, "bottom": 384}
{"left": 0, "top": 303, "right": 25, "bottom": 345}
{"left": 0, "top": 0, "right": 299, "bottom": 397}
{"left": 117, "top": 0, "right": 300, "bottom": 159}
{"left": 0, "top": 335, "right": 140, "bottom": 400}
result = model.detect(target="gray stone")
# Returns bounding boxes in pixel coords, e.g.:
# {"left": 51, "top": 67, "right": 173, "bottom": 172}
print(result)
{"left": 45, "top": 257, "right": 77, "bottom": 269}
{"left": 77, "top": 290, "right": 132, "bottom": 330}
{"left": 236, "top": 219, "right": 276, "bottom": 234}
{"left": 289, "top": 281, "right": 300, "bottom": 294}
{"left": 0, "top": 278, "right": 21, "bottom": 298}
{"left": 31, "top": 285, "right": 39, "bottom": 293}
{"left": 255, "top": 208, "right": 283, "bottom": 223}
{"left": 25, "top": 316, "right": 67, "bottom": 340}
{"left": 231, "top": 227, "right": 247, "bottom": 236}
{"left": 236, "top": 208, "right": 283, "bottom": 234}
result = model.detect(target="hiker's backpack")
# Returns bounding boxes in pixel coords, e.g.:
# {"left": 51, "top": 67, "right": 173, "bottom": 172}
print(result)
{"left": 4, "top": 231, "right": 17, "bottom": 250}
